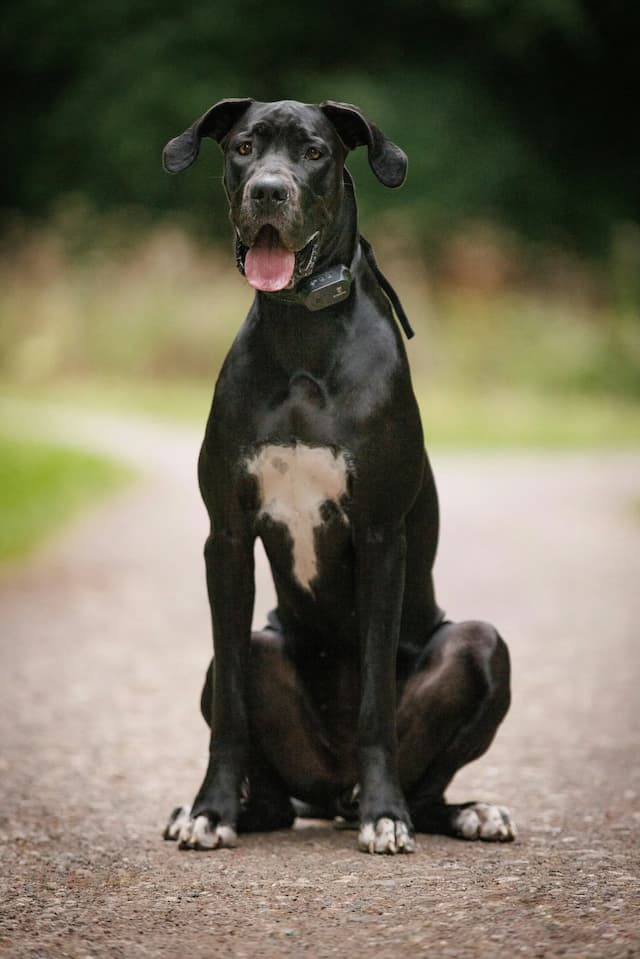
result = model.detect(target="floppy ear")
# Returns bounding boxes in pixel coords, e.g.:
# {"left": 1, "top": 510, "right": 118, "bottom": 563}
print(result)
{"left": 319, "top": 100, "right": 408, "bottom": 188}
{"left": 162, "top": 98, "right": 254, "bottom": 173}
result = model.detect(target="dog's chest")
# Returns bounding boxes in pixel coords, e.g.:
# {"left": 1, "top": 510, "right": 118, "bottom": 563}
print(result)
{"left": 245, "top": 443, "right": 350, "bottom": 591}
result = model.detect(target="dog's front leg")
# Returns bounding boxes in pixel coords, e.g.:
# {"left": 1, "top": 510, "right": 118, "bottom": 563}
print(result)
{"left": 176, "top": 524, "right": 255, "bottom": 850}
{"left": 355, "top": 522, "right": 416, "bottom": 854}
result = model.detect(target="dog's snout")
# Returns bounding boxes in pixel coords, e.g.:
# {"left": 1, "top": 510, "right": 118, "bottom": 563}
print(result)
{"left": 250, "top": 175, "right": 289, "bottom": 208}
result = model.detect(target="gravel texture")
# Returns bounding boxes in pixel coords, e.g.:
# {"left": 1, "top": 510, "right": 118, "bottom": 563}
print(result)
{"left": 1, "top": 406, "right": 639, "bottom": 958}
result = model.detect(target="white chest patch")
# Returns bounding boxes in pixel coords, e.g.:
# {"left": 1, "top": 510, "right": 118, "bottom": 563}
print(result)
{"left": 246, "top": 444, "right": 349, "bottom": 591}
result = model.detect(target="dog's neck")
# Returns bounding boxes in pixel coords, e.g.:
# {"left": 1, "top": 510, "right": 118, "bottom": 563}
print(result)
{"left": 258, "top": 170, "right": 359, "bottom": 311}
{"left": 249, "top": 170, "right": 414, "bottom": 345}
{"left": 315, "top": 169, "right": 360, "bottom": 269}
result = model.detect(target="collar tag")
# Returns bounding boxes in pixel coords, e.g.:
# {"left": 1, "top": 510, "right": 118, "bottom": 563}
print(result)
{"left": 297, "top": 264, "right": 352, "bottom": 311}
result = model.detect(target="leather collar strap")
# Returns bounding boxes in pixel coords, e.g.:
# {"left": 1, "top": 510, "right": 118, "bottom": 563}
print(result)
{"left": 359, "top": 235, "right": 414, "bottom": 339}
{"left": 261, "top": 236, "right": 415, "bottom": 339}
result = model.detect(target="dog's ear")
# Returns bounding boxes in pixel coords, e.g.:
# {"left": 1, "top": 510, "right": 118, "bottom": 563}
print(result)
{"left": 319, "top": 100, "right": 407, "bottom": 188}
{"left": 163, "top": 98, "right": 254, "bottom": 174}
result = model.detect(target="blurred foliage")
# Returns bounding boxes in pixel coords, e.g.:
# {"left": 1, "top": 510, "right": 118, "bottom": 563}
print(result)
{"left": 2, "top": 2, "right": 638, "bottom": 445}
{"left": 3, "top": 0, "right": 640, "bottom": 256}
{"left": 1, "top": 218, "right": 638, "bottom": 405}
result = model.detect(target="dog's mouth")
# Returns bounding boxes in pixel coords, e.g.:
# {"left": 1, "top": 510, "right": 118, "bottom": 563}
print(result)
{"left": 236, "top": 226, "right": 321, "bottom": 292}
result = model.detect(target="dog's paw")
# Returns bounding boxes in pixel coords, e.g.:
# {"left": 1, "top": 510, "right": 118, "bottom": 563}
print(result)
{"left": 179, "top": 816, "right": 237, "bottom": 851}
{"left": 358, "top": 817, "right": 417, "bottom": 855}
{"left": 163, "top": 805, "right": 237, "bottom": 850}
{"left": 451, "top": 803, "right": 516, "bottom": 842}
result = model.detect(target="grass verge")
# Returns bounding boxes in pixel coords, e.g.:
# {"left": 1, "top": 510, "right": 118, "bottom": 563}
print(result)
{"left": 3, "top": 378, "right": 639, "bottom": 449}
{"left": 0, "top": 434, "right": 130, "bottom": 565}
{"left": 414, "top": 386, "right": 640, "bottom": 448}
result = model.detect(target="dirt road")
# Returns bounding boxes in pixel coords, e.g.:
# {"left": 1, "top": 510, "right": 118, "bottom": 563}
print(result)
{"left": 1, "top": 406, "right": 639, "bottom": 958}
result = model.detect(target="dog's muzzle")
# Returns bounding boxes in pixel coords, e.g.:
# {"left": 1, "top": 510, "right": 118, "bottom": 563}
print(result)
{"left": 232, "top": 170, "right": 322, "bottom": 292}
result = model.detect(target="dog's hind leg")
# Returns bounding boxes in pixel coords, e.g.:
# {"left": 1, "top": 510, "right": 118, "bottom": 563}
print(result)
{"left": 237, "top": 750, "right": 296, "bottom": 834}
{"left": 246, "top": 628, "right": 353, "bottom": 809}
{"left": 399, "top": 620, "right": 516, "bottom": 841}
{"left": 164, "top": 649, "right": 295, "bottom": 841}
{"left": 165, "top": 626, "right": 351, "bottom": 841}
{"left": 198, "top": 652, "right": 297, "bottom": 833}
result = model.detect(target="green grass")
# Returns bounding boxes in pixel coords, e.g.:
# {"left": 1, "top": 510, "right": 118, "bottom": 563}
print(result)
{"left": 0, "top": 434, "right": 130, "bottom": 564}
{"left": 415, "top": 386, "right": 640, "bottom": 448}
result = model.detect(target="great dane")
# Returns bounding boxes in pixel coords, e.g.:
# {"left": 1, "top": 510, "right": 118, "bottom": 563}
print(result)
{"left": 161, "top": 98, "right": 514, "bottom": 854}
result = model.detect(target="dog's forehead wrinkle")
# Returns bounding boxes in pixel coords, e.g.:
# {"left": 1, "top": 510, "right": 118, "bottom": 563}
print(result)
{"left": 238, "top": 100, "right": 339, "bottom": 145}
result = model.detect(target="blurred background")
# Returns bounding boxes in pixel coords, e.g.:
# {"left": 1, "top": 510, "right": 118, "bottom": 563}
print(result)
{"left": 1, "top": 0, "right": 639, "bottom": 560}
{"left": 2, "top": 9, "right": 640, "bottom": 949}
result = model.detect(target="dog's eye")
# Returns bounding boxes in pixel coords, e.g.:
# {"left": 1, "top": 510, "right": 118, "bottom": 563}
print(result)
{"left": 237, "top": 142, "right": 253, "bottom": 156}
{"left": 304, "top": 147, "right": 322, "bottom": 161}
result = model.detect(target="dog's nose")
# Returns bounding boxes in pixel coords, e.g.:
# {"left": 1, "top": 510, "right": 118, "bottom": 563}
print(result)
{"left": 250, "top": 175, "right": 289, "bottom": 208}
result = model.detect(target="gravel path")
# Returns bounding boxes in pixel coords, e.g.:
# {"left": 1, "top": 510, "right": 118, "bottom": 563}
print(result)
{"left": 1, "top": 404, "right": 639, "bottom": 958}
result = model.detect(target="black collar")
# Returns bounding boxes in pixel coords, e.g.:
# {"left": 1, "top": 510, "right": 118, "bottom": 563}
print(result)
{"left": 250, "top": 236, "right": 415, "bottom": 339}
{"left": 262, "top": 242, "right": 361, "bottom": 312}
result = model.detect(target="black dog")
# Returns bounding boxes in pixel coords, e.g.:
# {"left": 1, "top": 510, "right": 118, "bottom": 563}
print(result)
{"left": 162, "top": 99, "right": 514, "bottom": 854}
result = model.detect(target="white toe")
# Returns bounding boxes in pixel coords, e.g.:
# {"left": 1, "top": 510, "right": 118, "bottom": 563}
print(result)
{"left": 176, "top": 813, "right": 238, "bottom": 850}
{"left": 358, "top": 817, "right": 416, "bottom": 854}
{"left": 163, "top": 805, "right": 192, "bottom": 841}
{"left": 453, "top": 803, "right": 516, "bottom": 842}
{"left": 358, "top": 821, "right": 376, "bottom": 853}
{"left": 395, "top": 820, "right": 417, "bottom": 853}
{"left": 455, "top": 807, "right": 482, "bottom": 839}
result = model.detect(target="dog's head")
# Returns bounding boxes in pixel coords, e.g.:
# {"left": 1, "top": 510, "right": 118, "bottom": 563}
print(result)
{"left": 163, "top": 99, "right": 407, "bottom": 292}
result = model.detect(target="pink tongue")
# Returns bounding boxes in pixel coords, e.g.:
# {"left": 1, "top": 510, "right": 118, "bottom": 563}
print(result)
{"left": 245, "top": 227, "right": 295, "bottom": 292}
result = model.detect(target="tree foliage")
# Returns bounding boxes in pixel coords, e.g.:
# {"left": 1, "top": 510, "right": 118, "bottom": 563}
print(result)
{"left": 3, "top": 0, "right": 639, "bottom": 254}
